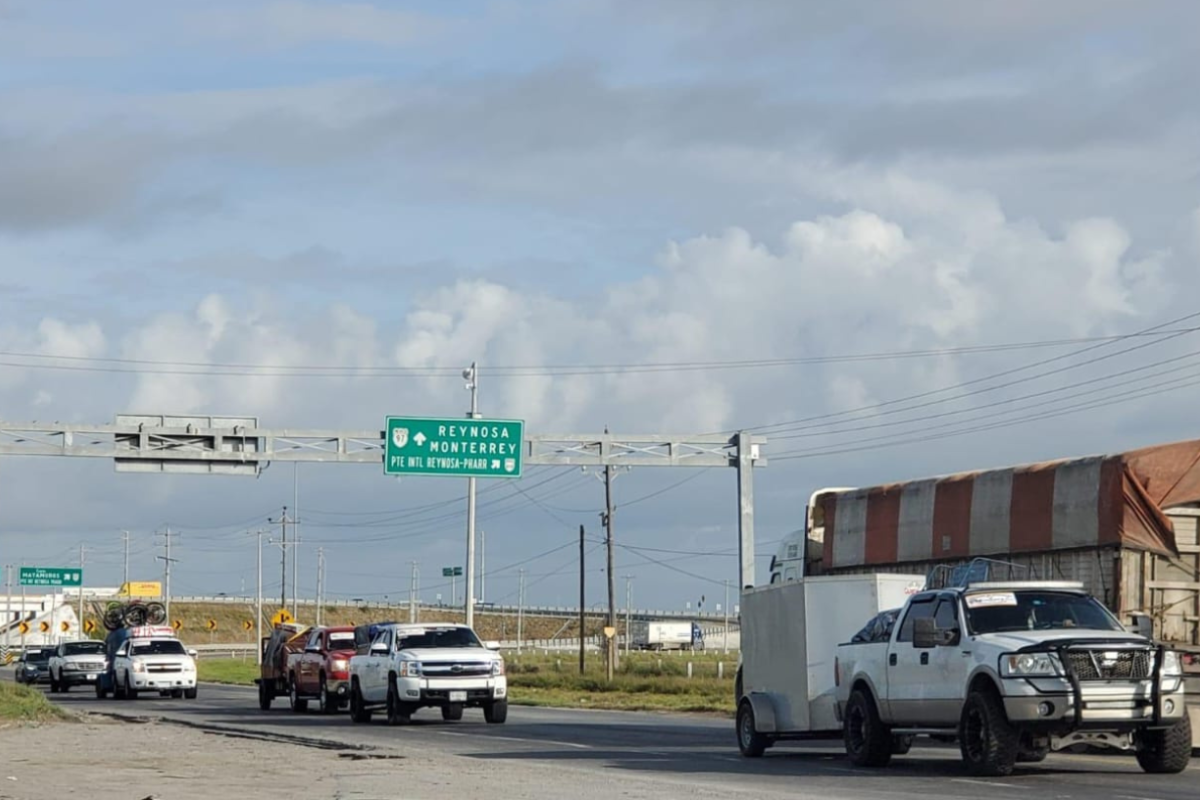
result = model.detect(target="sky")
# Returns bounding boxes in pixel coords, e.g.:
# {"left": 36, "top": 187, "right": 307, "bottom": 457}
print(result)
{"left": 1, "top": 0, "right": 1199, "bottom": 614}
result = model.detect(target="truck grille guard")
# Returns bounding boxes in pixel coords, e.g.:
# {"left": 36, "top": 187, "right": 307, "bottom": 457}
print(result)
{"left": 1047, "top": 641, "right": 1166, "bottom": 728}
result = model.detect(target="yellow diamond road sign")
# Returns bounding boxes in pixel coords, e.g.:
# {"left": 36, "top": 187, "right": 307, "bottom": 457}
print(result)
{"left": 17, "top": 621, "right": 29, "bottom": 635}
{"left": 206, "top": 619, "right": 217, "bottom": 631}
{"left": 172, "top": 620, "right": 183, "bottom": 631}
{"left": 39, "top": 621, "right": 50, "bottom": 633}
{"left": 84, "top": 619, "right": 96, "bottom": 634}
{"left": 243, "top": 620, "right": 253, "bottom": 631}
{"left": 60, "top": 621, "right": 71, "bottom": 633}
{"left": 271, "top": 609, "right": 293, "bottom": 626}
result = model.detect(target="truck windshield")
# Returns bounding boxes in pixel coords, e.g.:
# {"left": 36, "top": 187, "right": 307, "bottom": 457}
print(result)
{"left": 131, "top": 640, "right": 187, "bottom": 656}
{"left": 396, "top": 627, "right": 482, "bottom": 649}
{"left": 328, "top": 632, "right": 355, "bottom": 649}
{"left": 964, "top": 591, "right": 1124, "bottom": 634}
{"left": 63, "top": 642, "right": 105, "bottom": 656}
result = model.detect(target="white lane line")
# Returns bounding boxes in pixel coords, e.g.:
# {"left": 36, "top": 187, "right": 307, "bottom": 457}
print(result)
{"left": 1116, "top": 795, "right": 1165, "bottom": 800}
{"left": 951, "top": 778, "right": 1021, "bottom": 789}
{"left": 435, "top": 730, "right": 592, "bottom": 749}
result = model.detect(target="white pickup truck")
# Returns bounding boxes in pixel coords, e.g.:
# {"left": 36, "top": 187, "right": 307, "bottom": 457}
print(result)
{"left": 48, "top": 639, "right": 108, "bottom": 692}
{"left": 834, "top": 578, "right": 1191, "bottom": 776}
{"left": 347, "top": 623, "right": 507, "bottom": 725}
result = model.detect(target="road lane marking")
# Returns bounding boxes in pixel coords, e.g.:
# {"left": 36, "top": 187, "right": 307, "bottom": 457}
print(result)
{"left": 1116, "top": 795, "right": 1166, "bottom": 800}
{"left": 435, "top": 730, "right": 592, "bottom": 749}
{"left": 951, "top": 778, "right": 1021, "bottom": 789}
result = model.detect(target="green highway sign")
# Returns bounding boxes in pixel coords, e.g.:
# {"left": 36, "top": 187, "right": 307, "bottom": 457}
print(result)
{"left": 386, "top": 416, "right": 524, "bottom": 478}
{"left": 20, "top": 567, "right": 82, "bottom": 587}
{"left": 442, "top": 566, "right": 463, "bottom": 577}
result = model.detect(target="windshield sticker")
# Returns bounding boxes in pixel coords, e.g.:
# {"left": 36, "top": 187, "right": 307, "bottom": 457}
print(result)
{"left": 966, "top": 592, "right": 1018, "bottom": 608}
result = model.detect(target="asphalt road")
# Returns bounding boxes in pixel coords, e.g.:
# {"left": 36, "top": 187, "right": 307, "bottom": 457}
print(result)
{"left": 7, "top": 670, "right": 1199, "bottom": 800}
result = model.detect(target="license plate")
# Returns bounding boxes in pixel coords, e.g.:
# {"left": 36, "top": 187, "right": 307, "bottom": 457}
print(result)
{"left": 449, "top": 690, "right": 467, "bottom": 703}
{"left": 86, "top": 674, "right": 96, "bottom": 681}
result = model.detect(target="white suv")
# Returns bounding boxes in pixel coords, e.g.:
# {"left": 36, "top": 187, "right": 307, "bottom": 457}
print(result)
{"left": 112, "top": 635, "right": 199, "bottom": 699}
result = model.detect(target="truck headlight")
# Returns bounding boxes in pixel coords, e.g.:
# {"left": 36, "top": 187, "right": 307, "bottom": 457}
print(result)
{"left": 330, "top": 658, "right": 349, "bottom": 672}
{"left": 181, "top": 662, "right": 195, "bottom": 673}
{"left": 1161, "top": 650, "right": 1182, "bottom": 677}
{"left": 492, "top": 659, "right": 505, "bottom": 677}
{"left": 399, "top": 660, "right": 421, "bottom": 677}
{"left": 131, "top": 660, "right": 147, "bottom": 673}
{"left": 1001, "top": 652, "right": 1060, "bottom": 677}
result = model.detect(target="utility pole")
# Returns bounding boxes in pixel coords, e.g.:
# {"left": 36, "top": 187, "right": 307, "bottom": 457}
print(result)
{"left": 121, "top": 530, "right": 130, "bottom": 588}
{"left": 463, "top": 361, "right": 480, "bottom": 629}
{"left": 724, "top": 579, "right": 730, "bottom": 654}
{"left": 578, "top": 524, "right": 585, "bottom": 676}
{"left": 77, "top": 544, "right": 86, "bottom": 641}
{"left": 250, "top": 529, "right": 263, "bottom": 665}
{"left": 4, "top": 564, "right": 11, "bottom": 651}
{"left": 293, "top": 465, "right": 301, "bottom": 621}
{"left": 623, "top": 575, "right": 634, "bottom": 657}
{"left": 268, "top": 506, "right": 297, "bottom": 614}
{"left": 479, "top": 528, "right": 485, "bottom": 605}
{"left": 604, "top": 458, "right": 617, "bottom": 681}
{"left": 409, "top": 561, "right": 418, "bottom": 623}
{"left": 517, "top": 568, "right": 525, "bottom": 654}
{"left": 156, "top": 529, "right": 178, "bottom": 626}
{"left": 316, "top": 547, "right": 325, "bottom": 626}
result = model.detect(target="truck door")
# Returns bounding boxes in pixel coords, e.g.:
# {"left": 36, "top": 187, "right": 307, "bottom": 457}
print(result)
{"left": 923, "top": 597, "right": 970, "bottom": 726}
{"left": 887, "top": 596, "right": 937, "bottom": 725}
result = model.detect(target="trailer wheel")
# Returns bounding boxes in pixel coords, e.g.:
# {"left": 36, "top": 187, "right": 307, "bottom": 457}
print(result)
{"left": 258, "top": 680, "right": 272, "bottom": 711}
{"left": 844, "top": 688, "right": 892, "bottom": 767}
{"left": 1135, "top": 714, "right": 1192, "bottom": 774}
{"left": 736, "top": 699, "right": 769, "bottom": 758}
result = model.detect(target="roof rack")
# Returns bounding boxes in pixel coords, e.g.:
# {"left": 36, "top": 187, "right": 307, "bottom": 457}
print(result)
{"left": 925, "top": 557, "right": 1035, "bottom": 590}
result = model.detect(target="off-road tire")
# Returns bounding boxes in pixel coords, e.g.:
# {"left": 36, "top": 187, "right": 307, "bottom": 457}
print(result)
{"left": 891, "top": 734, "right": 915, "bottom": 755}
{"left": 184, "top": 687, "right": 198, "bottom": 700}
{"left": 258, "top": 681, "right": 272, "bottom": 711}
{"left": 442, "top": 703, "right": 464, "bottom": 721}
{"left": 844, "top": 688, "right": 893, "bottom": 767}
{"left": 1016, "top": 734, "right": 1049, "bottom": 763}
{"left": 386, "top": 677, "right": 411, "bottom": 725}
{"left": 484, "top": 699, "right": 508, "bottom": 724}
{"left": 736, "top": 700, "right": 769, "bottom": 758}
{"left": 350, "top": 681, "right": 372, "bottom": 724}
{"left": 319, "top": 676, "right": 338, "bottom": 714}
{"left": 1135, "top": 715, "right": 1192, "bottom": 774}
{"left": 289, "top": 675, "right": 308, "bottom": 712}
{"left": 959, "top": 689, "right": 1019, "bottom": 776}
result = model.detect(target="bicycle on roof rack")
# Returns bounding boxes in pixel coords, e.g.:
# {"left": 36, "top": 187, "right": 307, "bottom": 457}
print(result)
{"left": 102, "top": 599, "right": 168, "bottom": 631}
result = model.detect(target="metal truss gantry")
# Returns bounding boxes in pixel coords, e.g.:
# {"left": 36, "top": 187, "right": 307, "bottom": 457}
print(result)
{"left": 0, "top": 415, "right": 767, "bottom": 589}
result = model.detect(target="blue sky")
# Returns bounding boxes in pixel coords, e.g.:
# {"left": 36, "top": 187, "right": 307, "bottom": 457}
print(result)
{"left": 1, "top": 0, "right": 1199, "bottom": 612}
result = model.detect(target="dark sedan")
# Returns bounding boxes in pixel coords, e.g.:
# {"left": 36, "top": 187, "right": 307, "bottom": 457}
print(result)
{"left": 14, "top": 648, "right": 53, "bottom": 685}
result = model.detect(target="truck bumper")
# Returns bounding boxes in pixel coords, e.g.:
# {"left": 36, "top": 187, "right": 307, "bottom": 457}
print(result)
{"left": 60, "top": 672, "right": 102, "bottom": 687}
{"left": 1003, "top": 678, "right": 1188, "bottom": 731}
{"left": 396, "top": 677, "right": 507, "bottom": 706}
{"left": 131, "top": 674, "right": 197, "bottom": 691}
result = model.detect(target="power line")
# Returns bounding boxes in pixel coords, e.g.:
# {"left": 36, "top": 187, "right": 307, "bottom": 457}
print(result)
{"left": 2, "top": 329, "right": 1197, "bottom": 379}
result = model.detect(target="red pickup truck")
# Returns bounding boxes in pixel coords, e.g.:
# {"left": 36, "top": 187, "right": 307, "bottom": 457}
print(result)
{"left": 286, "top": 625, "right": 356, "bottom": 713}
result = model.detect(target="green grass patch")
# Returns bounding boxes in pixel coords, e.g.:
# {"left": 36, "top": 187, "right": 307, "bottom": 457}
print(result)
{"left": 198, "top": 659, "right": 258, "bottom": 685}
{"left": 0, "top": 681, "right": 72, "bottom": 723}
{"left": 196, "top": 650, "right": 739, "bottom": 716}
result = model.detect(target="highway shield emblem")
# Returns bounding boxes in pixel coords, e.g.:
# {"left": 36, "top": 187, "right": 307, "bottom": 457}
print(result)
{"left": 392, "top": 427, "right": 409, "bottom": 449}
{"left": 504, "top": 458, "right": 515, "bottom": 473}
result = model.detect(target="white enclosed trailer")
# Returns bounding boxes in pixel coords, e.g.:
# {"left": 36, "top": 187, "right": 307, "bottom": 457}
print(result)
{"left": 736, "top": 573, "right": 924, "bottom": 756}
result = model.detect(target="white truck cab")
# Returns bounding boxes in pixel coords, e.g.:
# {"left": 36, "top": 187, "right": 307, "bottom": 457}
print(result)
{"left": 348, "top": 622, "right": 507, "bottom": 725}
{"left": 110, "top": 626, "right": 198, "bottom": 700}
{"left": 834, "top": 568, "right": 1191, "bottom": 776}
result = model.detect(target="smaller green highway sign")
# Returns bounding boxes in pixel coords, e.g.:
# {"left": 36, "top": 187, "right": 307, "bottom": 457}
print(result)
{"left": 20, "top": 567, "right": 82, "bottom": 587}
{"left": 385, "top": 416, "right": 524, "bottom": 478}
{"left": 442, "top": 566, "right": 463, "bottom": 577}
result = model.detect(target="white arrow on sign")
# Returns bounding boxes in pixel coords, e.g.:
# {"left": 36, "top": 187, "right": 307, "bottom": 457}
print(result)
{"left": 414, "top": 432, "right": 427, "bottom": 446}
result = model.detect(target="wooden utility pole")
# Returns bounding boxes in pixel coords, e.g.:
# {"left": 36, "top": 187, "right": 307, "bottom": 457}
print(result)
{"left": 579, "top": 524, "right": 586, "bottom": 676}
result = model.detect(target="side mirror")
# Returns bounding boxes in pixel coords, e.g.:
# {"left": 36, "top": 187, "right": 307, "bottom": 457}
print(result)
{"left": 913, "top": 617, "right": 940, "bottom": 648}
{"left": 188, "top": 649, "right": 198, "bottom": 658}
{"left": 484, "top": 640, "right": 501, "bottom": 651}
{"left": 370, "top": 642, "right": 389, "bottom": 655}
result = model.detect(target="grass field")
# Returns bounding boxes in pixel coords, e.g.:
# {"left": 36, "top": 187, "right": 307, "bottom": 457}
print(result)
{"left": 0, "top": 681, "right": 71, "bottom": 724}
{"left": 198, "top": 650, "right": 738, "bottom": 715}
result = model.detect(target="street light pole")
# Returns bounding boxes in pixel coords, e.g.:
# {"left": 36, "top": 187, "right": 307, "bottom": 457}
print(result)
{"left": 464, "top": 361, "right": 480, "bottom": 629}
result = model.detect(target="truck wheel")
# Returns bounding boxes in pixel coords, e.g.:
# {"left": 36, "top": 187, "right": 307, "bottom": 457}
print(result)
{"left": 386, "top": 678, "right": 411, "bottom": 726}
{"left": 891, "top": 734, "right": 915, "bottom": 755}
{"left": 484, "top": 699, "right": 508, "bottom": 724}
{"left": 125, "top": 674, "right": 139, "bottom": 701}
{"left": 1016, "top": 734, "right": 1049, "bottom": 763}
{"left": 319, "top": 676, "right": 338, "bottom": 714}
{"left": 734, "top": 667, "right": 743, "bottom": 705}
{"left": 95, "top": 681, "right": 108, "bottom": 699}
{"left": 113, "top": 675, "right": 126, "bottom": 700}
{"left": 736, "top": 699, "right": 769, "bottom": 758}
{"left": 289, "top": 675, "right": 308, "bottom": 713}
{"left": 350, "top": 681, "right": 372, "bottom": 724}
{"left": 959, "top": 689, "right": 1018, "bottom": 776}
{"left": 843, "top": 689, "right": 892, "bottom": 767}
{"left": 49, "top": 672, "right": 60, "bottom": 693}
{"left": 1135, "top": 715, "right": 1192, "bottom": 774}
{"left": 184, "top": 687, "right": 198, "bottom": 700}
{"left": 258, "top": 681, "right": 272, "bottom": 711}
{"left": 441, "top": 703, "right": 464, "bottom": 721}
